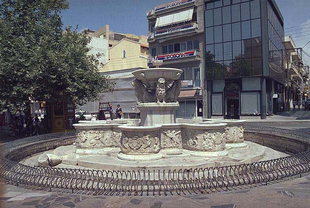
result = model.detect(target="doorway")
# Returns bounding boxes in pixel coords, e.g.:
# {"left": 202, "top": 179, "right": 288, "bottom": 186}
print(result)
{"left": 224, "top": 82, "right": 240, "bottom": 119}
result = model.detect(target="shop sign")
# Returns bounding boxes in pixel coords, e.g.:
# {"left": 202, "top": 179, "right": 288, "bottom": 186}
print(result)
{"left": 156, "top": 50, "right": 196, "bottom": 61}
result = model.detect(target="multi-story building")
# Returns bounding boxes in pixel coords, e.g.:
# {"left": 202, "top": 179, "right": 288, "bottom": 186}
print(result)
{"left": 284, "top": 36, "right": 309, "bottom": 109}
{"left": 147, "top": 0, "right": 205, "bottom": 118}
{"left": 78, "top": 25, "right": 149, "bottom": 117}
{"left": 148, "top": 0, "right": 292, "bottom": 119}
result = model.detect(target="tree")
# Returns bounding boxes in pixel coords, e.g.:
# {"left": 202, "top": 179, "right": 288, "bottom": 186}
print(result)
{"left": 0, "top": 0, "right": 112, "bottom": 114}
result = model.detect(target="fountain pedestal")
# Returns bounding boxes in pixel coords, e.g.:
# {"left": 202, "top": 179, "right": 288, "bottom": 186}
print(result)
{"left": 138, "top": 102, "right": 179, "bottom": 126}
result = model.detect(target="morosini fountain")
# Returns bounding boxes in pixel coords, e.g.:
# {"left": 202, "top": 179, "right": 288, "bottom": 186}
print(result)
{"left": 1, "top": 67, "right": 309, "bottom": 196}
{"left": 35, "top": 68, "right": 284, "bottom": 168}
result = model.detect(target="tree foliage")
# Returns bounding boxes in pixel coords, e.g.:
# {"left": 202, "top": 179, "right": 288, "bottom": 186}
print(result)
{"left": 0, "top": 0, "right": 112, "bottom": 113}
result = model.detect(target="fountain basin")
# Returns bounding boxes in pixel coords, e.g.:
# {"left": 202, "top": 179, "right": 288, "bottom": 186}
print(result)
{"left": 138, "top": 102, "right": 179, "bottom": 126}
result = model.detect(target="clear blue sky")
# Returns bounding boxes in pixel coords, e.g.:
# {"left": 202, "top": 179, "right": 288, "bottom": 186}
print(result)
{"left": 61, "top": 0, "right": 310, "bottom": 63}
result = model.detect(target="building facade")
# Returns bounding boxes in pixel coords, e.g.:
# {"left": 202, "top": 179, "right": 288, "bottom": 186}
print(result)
{"left": 147, "top": 0, "right": 299, "bottom": 119}
{"left": 147, "top": 0, "right": 205, "bottom": 118}
{"left": 78, "top": 25, "right": 149, "bottom": 116}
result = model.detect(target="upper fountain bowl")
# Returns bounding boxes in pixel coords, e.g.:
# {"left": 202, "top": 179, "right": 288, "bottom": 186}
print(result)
{"left": 132, "top": 68, "right": 182, "bottom": 85}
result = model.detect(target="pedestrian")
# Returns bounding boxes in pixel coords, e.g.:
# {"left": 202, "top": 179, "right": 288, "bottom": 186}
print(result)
{"left": 107, "top": 103, "right": 113, "bottom": 120}
{"left": 116, "top": 104, "right": 123, "bottom": 119}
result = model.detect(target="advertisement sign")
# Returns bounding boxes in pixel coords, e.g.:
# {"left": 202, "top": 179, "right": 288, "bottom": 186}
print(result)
{"left": 156, "top": 50, "right": 196, "bottom": 61}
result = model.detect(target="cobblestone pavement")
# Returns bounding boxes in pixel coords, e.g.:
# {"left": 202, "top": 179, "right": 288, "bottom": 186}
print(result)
{"left": 1, "top": 120, "right": 309, "bottom": 208}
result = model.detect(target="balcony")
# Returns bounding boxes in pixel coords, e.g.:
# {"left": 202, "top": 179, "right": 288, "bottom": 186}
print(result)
{"left": 147, "top": 0, "right": 195, "bottom": 17}
{"left": 154, "top": 22, "right": 197, "bottom": 37}
{"left": 154, "top": 50, "right": 197, "bottom": 62}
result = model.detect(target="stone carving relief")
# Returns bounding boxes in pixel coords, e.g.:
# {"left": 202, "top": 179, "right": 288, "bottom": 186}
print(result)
{"left": 224, "top": 126, "right": 244, "bottom": 143}
{"left": 156, "top": 78, "right": 166, "bottom": 103}
{"left": 121, "top": 131, "right": 160, "bottom": 154}
{"left": 186, "top": 131, "right": 225, "bottom": 151}
{"left": 161, "top": 129, "right": 182, "bottom": 148}
{"left": 132, "top": 78, "right": 181, "bottom": 103}
{"left": 76, "top": 129, "right": 120, "bottom": 148}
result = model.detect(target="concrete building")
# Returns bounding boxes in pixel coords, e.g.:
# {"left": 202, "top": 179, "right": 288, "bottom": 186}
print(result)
{"left": 78, "top": 25, "right": 149, "bottom": 116}
{"left": 284, "top": 36, "right": 309, "bottom": 109}
{"left": 147, "top": 0, "right": 306, "bottom": 119}
{"left": 147, "top": 0, "right": 205, "bottom": 118}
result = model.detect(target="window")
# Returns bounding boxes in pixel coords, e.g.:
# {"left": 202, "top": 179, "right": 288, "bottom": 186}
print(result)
{"left": 224, "top": 42, "right": 232, "bottom": 60}
{"left": 181, "top": 42, "right": 187, "bottom": 52}
{"left": 232, "top": 22, "right": 241, "bottom": 40}
{"left": 242, "top": 21, "right": 251, "bottom": 39}
{"left": 241, "top": 2, "right": 250, "bottom": 21}
{"left": 151, "top": 48, "right": 156, "bottom": 57}
{"left": 174, "top": 43, "right": 180, "bottom": 52}
{"left": 232, "top": 41, "right": 242, "bottom": 59}
{"left": 187, "top": 41, "right": 193, "bottom": 50}
{"left": 206, "top": 27, "right": 214, "bottom": 44}
{"left": 251, "top": 19, "right": 261, "bottom": 38}
{"left": 231, "top": 4, "right": 240, "bottom": 22}
{"left": 168, "top": 44, "right": 174, "bottom": 53}
{"left": 223, "top": 0, "right": 231, "bottom": 6}
{"left": 214, "top": 8, "right": 222, "bottom": 25}
{"left": 123, "top": 50, "right": 126, "bottom": 58}
{"left": 251, "top": 0, "right": 260, "bottom": 19}
{"left": 194, "top": 68, "right": 200, "bottom": 87}
{"left": 162, "top": 45, "right": 167, "bottom": 54}
{"left": 223, "top": 6, "right": 231, "bottom": 24}
{"left": 242, "top": 39, "right": 252, "bottom": 58}
{"left": 214, "top": 0, "right": 223, "bottom": 8}
{"left": 205, "top": 10, "right": 214, "bottom": 27}
{"left": 193, "top": 40, "right": 199, "bottom": 50}
{"left": 214, "top": 26, "right": 223, "bottom": 43}
{"left": 206, "top": 44, "right": 214, "bottom": 61}
{"left": 214, "top": 43, "right": 223, "bottom": 61}
{"left": 223, "top": 24, "right": 232, "bottom": 42}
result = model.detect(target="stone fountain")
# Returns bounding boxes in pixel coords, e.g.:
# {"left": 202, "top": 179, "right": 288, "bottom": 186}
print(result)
{"left": 71, "top": 68, "right": 246, "bottom": 162}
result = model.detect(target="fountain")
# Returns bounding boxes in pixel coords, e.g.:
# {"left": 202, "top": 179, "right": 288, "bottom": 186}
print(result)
{"left": 3, "top": 67, "right": 307, "bottom": 197}
{"left": 69, "top": 68, "right": 248, "bottom": 163}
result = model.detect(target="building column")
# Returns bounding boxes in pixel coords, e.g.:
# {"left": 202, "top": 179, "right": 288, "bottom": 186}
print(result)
{"left": 261, "top": 77, "right": 267, "bottom": 119}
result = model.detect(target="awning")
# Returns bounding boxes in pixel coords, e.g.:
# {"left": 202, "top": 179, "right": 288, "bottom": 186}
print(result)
{"left": 178, "top": 89, "right": 197, "bottom": 98}
{"left": 155, "top": 8, "right": 194, "bottom": 28}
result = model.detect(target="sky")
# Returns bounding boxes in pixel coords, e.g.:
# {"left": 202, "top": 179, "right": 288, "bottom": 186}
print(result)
{"left": 61, "top": 0, "right": 310, "bottom": 64}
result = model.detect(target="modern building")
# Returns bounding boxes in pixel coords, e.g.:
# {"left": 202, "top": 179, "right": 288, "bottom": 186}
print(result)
{"left": 147, "top": 0, "right": 205, "bottom": 118}
{"left": 147, "top": 0, "right": 302, "bottom": 119}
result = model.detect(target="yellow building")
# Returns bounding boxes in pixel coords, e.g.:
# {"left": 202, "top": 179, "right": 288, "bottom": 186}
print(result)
{"left": 84, "top": 25, "right": 149, "bottom": 72}
{"left": 100, "top": 38, "right": 148, "bottom": 72}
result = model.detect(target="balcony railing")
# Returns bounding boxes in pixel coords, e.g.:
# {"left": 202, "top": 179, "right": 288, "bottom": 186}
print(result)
{"left": 154, "top": 50, "right": 197, "bottom": 62}
{"left": 155, "top": 22, "right": 197, "bottom": 37}
{"left": 147, "top": 0, "right": 194, "bottom": 16}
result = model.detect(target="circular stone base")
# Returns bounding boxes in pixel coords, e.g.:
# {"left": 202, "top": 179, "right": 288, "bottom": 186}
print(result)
{"left": 76, "top": 148, "right": 118, "bottom": 155}
{"left": 161, "top": 148, "right": 183, "bottom": 156}
{"left": 226, "top": 142, "right": 248, "bottom": 149}
{"left": 189, "top": 150, "right": 228, "bottom": 157}
{"left": 117, "top": 153, "right": 163, "bottom": 161}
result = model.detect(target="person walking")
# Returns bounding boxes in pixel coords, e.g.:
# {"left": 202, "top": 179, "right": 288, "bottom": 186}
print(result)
{"left": 107, "top": 103, "right": 114, "bottom": 120}
{"left": 115, "top": 104, "right": 123, "bottom": 119}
